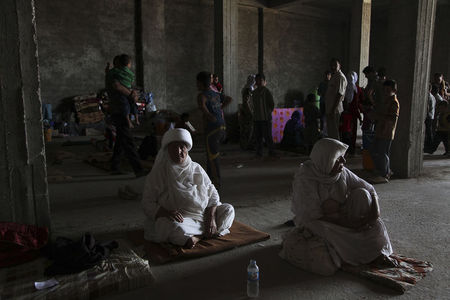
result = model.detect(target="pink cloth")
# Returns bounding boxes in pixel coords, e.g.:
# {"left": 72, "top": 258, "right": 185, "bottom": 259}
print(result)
{"left": 272, "top": 108, "right": 304, "bottom": 143}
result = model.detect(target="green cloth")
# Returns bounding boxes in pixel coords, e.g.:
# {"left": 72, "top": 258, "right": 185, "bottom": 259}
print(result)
{"left": 106, "top": 67, "right": 135, "bottom": 89}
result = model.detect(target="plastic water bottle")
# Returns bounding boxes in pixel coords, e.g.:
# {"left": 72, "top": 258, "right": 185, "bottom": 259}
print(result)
{"left": 247, "top": 259, "right": 259, "bottom": 298}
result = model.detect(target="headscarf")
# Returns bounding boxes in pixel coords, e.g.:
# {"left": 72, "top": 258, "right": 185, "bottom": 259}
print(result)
{"left": 301, "top": 138, "right": 348, "bottom": 184}
{"left": 148, "top": 128, "right": 210, "bottom": 220}
{"left": 243, "top": 74, "right": 256, "bottom": 92}
{"left": 344, "top": 71, "right": 358, "bottom": 104}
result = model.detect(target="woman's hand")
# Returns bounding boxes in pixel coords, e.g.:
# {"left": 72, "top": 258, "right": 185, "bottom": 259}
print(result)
{"left": 204, "top": 206, "right": 218, "bottom": 238}
{"left": 168, "top": 210, "right": 184, "bottom": 223}
{"left": 204, "top": 218, "right": 218, "bottom": 238}
{"left": 156, "top": 207, "right": 183, "bottom": 222}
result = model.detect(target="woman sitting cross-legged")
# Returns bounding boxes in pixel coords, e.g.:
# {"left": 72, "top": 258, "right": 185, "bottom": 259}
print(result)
{"left": 281, "top": 138, "right": 395, "bottom": 275}
{"left": 142, "top": 128, "right": 235, "bottom": 249}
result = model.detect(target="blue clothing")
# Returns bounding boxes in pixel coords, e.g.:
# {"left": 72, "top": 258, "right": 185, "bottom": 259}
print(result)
{"left": 203, "top": 90, "right": 225, "bottom": 130}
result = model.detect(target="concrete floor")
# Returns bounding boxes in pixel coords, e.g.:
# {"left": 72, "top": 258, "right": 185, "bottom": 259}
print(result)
{"left": 46, "top": 137, "right": 450, "bottom": 299}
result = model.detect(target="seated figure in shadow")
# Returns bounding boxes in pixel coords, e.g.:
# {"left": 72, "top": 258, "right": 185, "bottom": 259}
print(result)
{"left": 281, "top": 138, "right": 395, "bottom": 275}
{"left": 142, "top": 128, "right": 235, "bottom": 249}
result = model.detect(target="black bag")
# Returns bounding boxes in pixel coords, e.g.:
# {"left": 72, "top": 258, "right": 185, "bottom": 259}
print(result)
{"left": 44, "top": 233, "right": 118, "bottom": 276}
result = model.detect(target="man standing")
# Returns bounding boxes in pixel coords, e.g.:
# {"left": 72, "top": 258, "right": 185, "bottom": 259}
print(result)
{"left": 318, "top": 70, "right": 331, "bottom": 132}
{"left": 252, "top": 74, "right": 276, "bottom": 157}
{"left": 324, "top": 58, "right": 347, "bottom": 140}
{"left": 106, "top": 54, "right": 145, "bottom": 177}
{"left": 197, "top": 71, "right": 232, "bottom": 190}
{"left": 424, "top": 84, "right": 436, "bottom": 152}
{"left": 369, "top": 80, "right": 400, "bottom": 184}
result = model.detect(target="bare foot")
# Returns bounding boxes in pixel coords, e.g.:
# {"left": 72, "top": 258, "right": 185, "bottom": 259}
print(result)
{"left": 372, "top": 255, "right": 399, "bottom": 268}
{"left": 184, "top": 236, "right": 200, "bottom": 249}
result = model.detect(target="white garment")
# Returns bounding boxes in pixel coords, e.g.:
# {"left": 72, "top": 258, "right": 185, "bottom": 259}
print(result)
{"left": 344, "top": 71, "right": 358, "bottom": 104}
{"left": 142, "top": 128, "right": 235, "bottom": 245}
{"left": 325, "top": 69, "right": 347, "bottom": 114}
{"left": 145, "top": 204, "right": 235, "bottom": 245}
{"left": 290, "top": 138, "right": 393, "bottom": 267}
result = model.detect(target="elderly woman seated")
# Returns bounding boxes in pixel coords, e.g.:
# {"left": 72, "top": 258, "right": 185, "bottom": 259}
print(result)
{"left": 281, "top": 138, "right": 395, "bottom": 275}
{"left": 142, "top": 128, "right": 235, "bottom": 249}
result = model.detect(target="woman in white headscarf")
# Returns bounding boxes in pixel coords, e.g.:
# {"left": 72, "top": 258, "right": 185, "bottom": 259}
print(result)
{"left": 142, "top": 128, "right": 235, "bottom": 249}
{"left": 283, "top": 138, "right": 393, "bottom": 274}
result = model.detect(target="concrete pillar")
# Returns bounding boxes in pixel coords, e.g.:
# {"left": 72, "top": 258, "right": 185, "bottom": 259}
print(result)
{"left": 0, "top": 0, "right": 51, "bottom": 227}
{"left": 214, "top": 0, "right": 239, "bottom": 113}
{"left": 348, "top": 0, "right": 371, "bottom": 87}
{"left": 141, "top": 0, "right": 167, "bottom": 109}
{"left": 384, "top": 0, "right": 437, "bottom": 178}
{"left": 258, "top": 7, "right": 264, "bottom": 74}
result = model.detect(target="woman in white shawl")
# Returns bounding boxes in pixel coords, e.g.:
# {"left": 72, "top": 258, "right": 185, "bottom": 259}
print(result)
{"left": 142, "top": 128, "right": 235, "bottom": 249}
{"left": 284, "top": 138, "right": 394, "bottom": 274}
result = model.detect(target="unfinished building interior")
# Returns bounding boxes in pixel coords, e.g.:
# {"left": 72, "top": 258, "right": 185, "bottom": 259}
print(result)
{"left": 1, "top": 0, "right": 449, "bottom": 299}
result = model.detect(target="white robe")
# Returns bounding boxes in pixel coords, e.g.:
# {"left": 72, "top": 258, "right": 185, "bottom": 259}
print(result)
{"left": 142, "top": 149, "right": 234, "bottom": 246}
{"left": 291, "top": 164, "right": 393, "bottom": 267}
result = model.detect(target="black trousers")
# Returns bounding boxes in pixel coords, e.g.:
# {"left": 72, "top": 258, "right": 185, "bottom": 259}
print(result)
{"left": 424, "top": 118, "right": 434, "bottom": 151}
{"left": 111, "top": 115, "right": 142, "bottom": 173}
{"left": 254, "top": 121, "right": 274, "bottom": 156}
{"left": 428, "top": 130, "right": 449, "bottom": 154}
{"left": 206, "top": 126, "right": 226, "bottom": 190}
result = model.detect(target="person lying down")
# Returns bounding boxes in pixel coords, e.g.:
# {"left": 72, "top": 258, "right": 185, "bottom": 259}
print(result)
{"left": 142, "top": 128, "right": 235, "bottom": 249}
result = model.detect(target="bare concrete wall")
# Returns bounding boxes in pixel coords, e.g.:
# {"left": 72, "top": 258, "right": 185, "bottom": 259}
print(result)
{"left": 164, "top": 0, "right": 214, "bottom": 113}
{"left": 35, "top": 1, "right": 348, "bottom": 114}
{"left": 237, "top": 5, "right": 259, "bottom": 102}
{"left": 35, "top": 0, "right": 135, "bottom": 107}
{"left": 263, "top": 10, "right": 348, "bottom": 107}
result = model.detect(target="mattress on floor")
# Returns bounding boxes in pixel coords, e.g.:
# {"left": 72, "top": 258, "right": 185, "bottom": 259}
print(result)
{"left": 0, "top": 247, "right": 155, "bottom": 300}
{"left": 127, "top": 221, "right": 271, "bottom": 264}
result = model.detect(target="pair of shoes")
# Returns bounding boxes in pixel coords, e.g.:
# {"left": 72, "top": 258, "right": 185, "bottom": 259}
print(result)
{"left": 134, "top": 169, "right": 149, "bottom": 178}
{"left": 368, "top": 176, "right": 389, "bottom": 184}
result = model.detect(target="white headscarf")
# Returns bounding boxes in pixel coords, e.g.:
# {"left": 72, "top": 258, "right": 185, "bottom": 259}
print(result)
{"left": 301, "top": 138, "right": 348, "bottom": 184}
{"left": 243, "top": 74, "right": 256, "bottom": 92}
{"left": 148, "top": 129, "right": 211, "bottom": 220}
{"left": 344, "top": 71, "right": 358, "bottom": 104}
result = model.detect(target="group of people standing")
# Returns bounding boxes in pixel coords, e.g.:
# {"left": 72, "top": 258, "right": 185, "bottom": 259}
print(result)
{"left": 424, "top": 72, "right": 450, "bottom": 156}
{"left": 318, "top": 59, "right": 399, "bottom": 184}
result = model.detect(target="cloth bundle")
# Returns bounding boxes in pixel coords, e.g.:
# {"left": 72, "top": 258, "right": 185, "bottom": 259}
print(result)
{"left": 45, "top": 233, "right": 118, "bottom": 276}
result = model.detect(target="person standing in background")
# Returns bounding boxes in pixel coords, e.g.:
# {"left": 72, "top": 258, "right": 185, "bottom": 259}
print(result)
{"left": 196, "top": 71, "right": 232, "bottom": 190}
{"left": 324, "top": 58, "right": 347, "bottom": 140}
{"left": 252, "top": 73, "right": 276, "bottom": 158}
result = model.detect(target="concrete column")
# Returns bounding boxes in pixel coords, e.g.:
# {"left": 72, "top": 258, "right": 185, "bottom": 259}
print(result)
{"left": 258, "top": 7, "right": 264, "bottom": 74}
{"left": 0, "top": 0, "right": 51, "bottom": 227}
{"left": 214, "top": 0, "right": 239, "bottom": 113}
{"left": 348, "top": 0, "right": 371, "bottom": 87}
{"left": 141, "top": 0, "right": 166, "bottom": 109}
{"left": 384, "top": 0, "right": 437, "bottom": 178}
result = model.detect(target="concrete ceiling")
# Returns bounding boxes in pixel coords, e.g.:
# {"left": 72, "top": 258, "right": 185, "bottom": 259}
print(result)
{"left": 240, "top": 0, "right": 449, "bottom": 14}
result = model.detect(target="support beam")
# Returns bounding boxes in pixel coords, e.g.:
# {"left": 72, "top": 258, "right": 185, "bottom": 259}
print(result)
{"left": 258, "top": 8, "right": 264, "bottom": 74}
{"left": 0, "top": 0, "right": 51, "bottom": 227}
{"left": 384, "top": 0, "right": 437, "bottom": 178}
{"left": 134, "top": 0, "right": 144, "bottom": 88}
{"left": 141, "top": 0, "right": 166, "bottom": 109}
{"left": 214, "top": 0, "right": 239, "bottom": 113}
{"left": 348, "top": 0, "right": 371, "bottom": 87}
{"left": 268, "top": 0, "right": 311, "bottom": 9}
